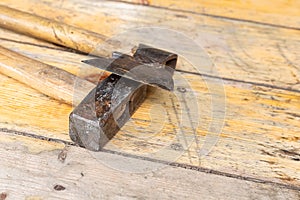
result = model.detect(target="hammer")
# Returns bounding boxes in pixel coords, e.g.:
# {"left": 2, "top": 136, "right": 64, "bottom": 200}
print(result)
{"left": 0, "top": 6, "right": 178, "bottom": 151}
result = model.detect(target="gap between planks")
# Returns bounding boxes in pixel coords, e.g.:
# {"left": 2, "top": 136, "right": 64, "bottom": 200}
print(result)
{"left": 0, "top": 127, "right": 299, "bottom": 192}
{"left": 1, "top": 132, "right": 299, "bottom": 199}
{"left": 1, "top": 0, "right": 300, "bottom": 91}
{"left": 1, "top": 37, "right": 299, "bottom": 94}
{"left": 111, "top": 0, "right": 300, "bottom": 31}
{"left": 0, "top": 0, "right": 298, "bottom": 191}
{"left": 1, "top": 30, "right": 298, "bottom": 186}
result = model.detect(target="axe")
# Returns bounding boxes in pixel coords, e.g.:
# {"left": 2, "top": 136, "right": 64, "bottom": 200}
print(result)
{"left": 0, "top": 5, "right": 178, "bottom": 151}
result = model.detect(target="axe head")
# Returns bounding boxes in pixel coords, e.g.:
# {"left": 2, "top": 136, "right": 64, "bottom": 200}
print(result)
{"left": 69, "top": 44, "right": 178, "bottom": 151}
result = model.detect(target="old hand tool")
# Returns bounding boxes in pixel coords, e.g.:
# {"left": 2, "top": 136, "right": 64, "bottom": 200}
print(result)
{"left": 71, "top": 44, "right": 177, "bottom": 150}
{"left": 0, "top": 6, "right": 178, "bottom": 151}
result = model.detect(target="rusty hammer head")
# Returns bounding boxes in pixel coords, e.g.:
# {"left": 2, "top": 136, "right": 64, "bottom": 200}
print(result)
{"left": 69, "top": 44, "right": 178, "bottom": 151}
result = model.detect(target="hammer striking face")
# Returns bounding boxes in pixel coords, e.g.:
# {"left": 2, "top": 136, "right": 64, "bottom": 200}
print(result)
{"left": 69, "top": 44, "right": 178, "bottom": 151}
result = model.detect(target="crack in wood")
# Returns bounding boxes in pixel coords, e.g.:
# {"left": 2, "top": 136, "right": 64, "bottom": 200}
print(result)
{"left": 176, "top": 69, "right": 300, "bottom": 93}
{"left": 1, "top": 37, "right": 299, "bottom": 94}
{"left": 0, "top": 37, "right": 88, "bottom": 55}
{"left": 108, "top": 0, "right": 300, "bottom": 31}
{"left": 0, "top": 128, "right": 75, "bottom": 146}
{"left": 1, "top": 127, "right": 300, "bottom": 191}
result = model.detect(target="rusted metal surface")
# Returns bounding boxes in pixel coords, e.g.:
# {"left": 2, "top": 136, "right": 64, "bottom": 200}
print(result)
{"left": 70, "top": 44, "right": 178, "bottom": 151}
{"left": 82, "top": 44, "right": 177, "bottom": 91}
{"left": 69, "top": 74, "right": 146, "bottom": 151}
{"left": 0, "top": 5, "right": 179, "bottom": 151}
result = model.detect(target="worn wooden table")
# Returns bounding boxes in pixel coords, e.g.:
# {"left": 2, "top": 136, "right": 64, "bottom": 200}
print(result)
{"left": 0, "top": 0, "right": 299, "bottom": 199}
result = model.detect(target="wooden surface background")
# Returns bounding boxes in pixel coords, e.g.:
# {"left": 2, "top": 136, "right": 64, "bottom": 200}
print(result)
{"left": 0, "top": 0, "right": 299, "bottom": 199}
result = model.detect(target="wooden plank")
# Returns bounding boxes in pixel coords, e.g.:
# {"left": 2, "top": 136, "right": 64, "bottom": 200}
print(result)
{"left": 0, "top": 132, "right": 299, "bottom": 199}
{"left": 120, "top": 0, "right": 300, "bottom": 29}
{"left": 0, "top": 57, "right": 299, "bottom": 187}
{"left": 1, "top": 0, "right": 299, "bottom": 91}
{"left": 0, "top": 0, "right": 299, "bottom": 191}
{"left": 0, "top": 29, "right": 108, "bottom": 84}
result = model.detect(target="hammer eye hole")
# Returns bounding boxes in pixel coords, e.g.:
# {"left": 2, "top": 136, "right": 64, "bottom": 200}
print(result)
{"left": 166, "top": 59, "right": 177, "bottom": 68}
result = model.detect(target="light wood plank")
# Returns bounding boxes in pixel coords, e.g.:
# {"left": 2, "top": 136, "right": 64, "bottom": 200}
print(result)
{"left": 0, "top": 0, "right": 299, "bottom": 190}
{"left": 1, "top": 0, "right": 299, "bottom": 91}
{"left": 0, "top": 132, "right": 299, "bottom": 200}
{"left": 0, "top": 64, "right": 299, "bottom": 186}
{"left": 121, "top": 0, "right": 300, "bottom": 29}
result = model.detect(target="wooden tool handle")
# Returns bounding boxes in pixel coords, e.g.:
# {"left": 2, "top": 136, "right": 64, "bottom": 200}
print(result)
{"left": 0, "top": 46, "right": 95, "bottom": 106}
{"left": 0, "top": 5, "right": 112, "bottom": 57}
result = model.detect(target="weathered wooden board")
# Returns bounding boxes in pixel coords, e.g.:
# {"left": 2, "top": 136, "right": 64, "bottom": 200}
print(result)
{"left": 0, "top": 51, "right": 299, "bottom": 188}
{"left": 0, "top": 132, "right": 299, "bottom": 200}
{"left": 121, "top": 0, "right": 300, "bottom": 29}
{"left": 0, "top": 0, "right": 299, "bottom": 196}
{"left": 1, "top": 0, "right": 299, "bottom": 92}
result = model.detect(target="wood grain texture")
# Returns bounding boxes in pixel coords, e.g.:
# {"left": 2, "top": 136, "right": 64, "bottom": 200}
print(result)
{"left": 0, "top": 132, "right": 299, "bottom": 200}
{"left": 1, "top": 0, "right": 299, "bottom": 91}
{"left": 120, "top": 0, "right": 300, "bottom": 29}
{"left": 0, "top": 5, "right": 111, "bottom": 57}
{"left": 0, "top": 46, "right": 95, "bottom": 105}
{"left": 0, "top": 58, "right": 299, "bottom": 187}
{"left": 0, "top": 29, "right": 107, "bottom": 83}
{"left": 0, "top": 0, "right": 299, "bottom": 196}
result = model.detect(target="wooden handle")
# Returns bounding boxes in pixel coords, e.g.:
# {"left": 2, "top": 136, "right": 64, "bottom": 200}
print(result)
{"left": 0, "top": 46, "right": 95, "bottom": 106}
{"left": 0, "top": 5, "right": 112, "bottom": 57}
